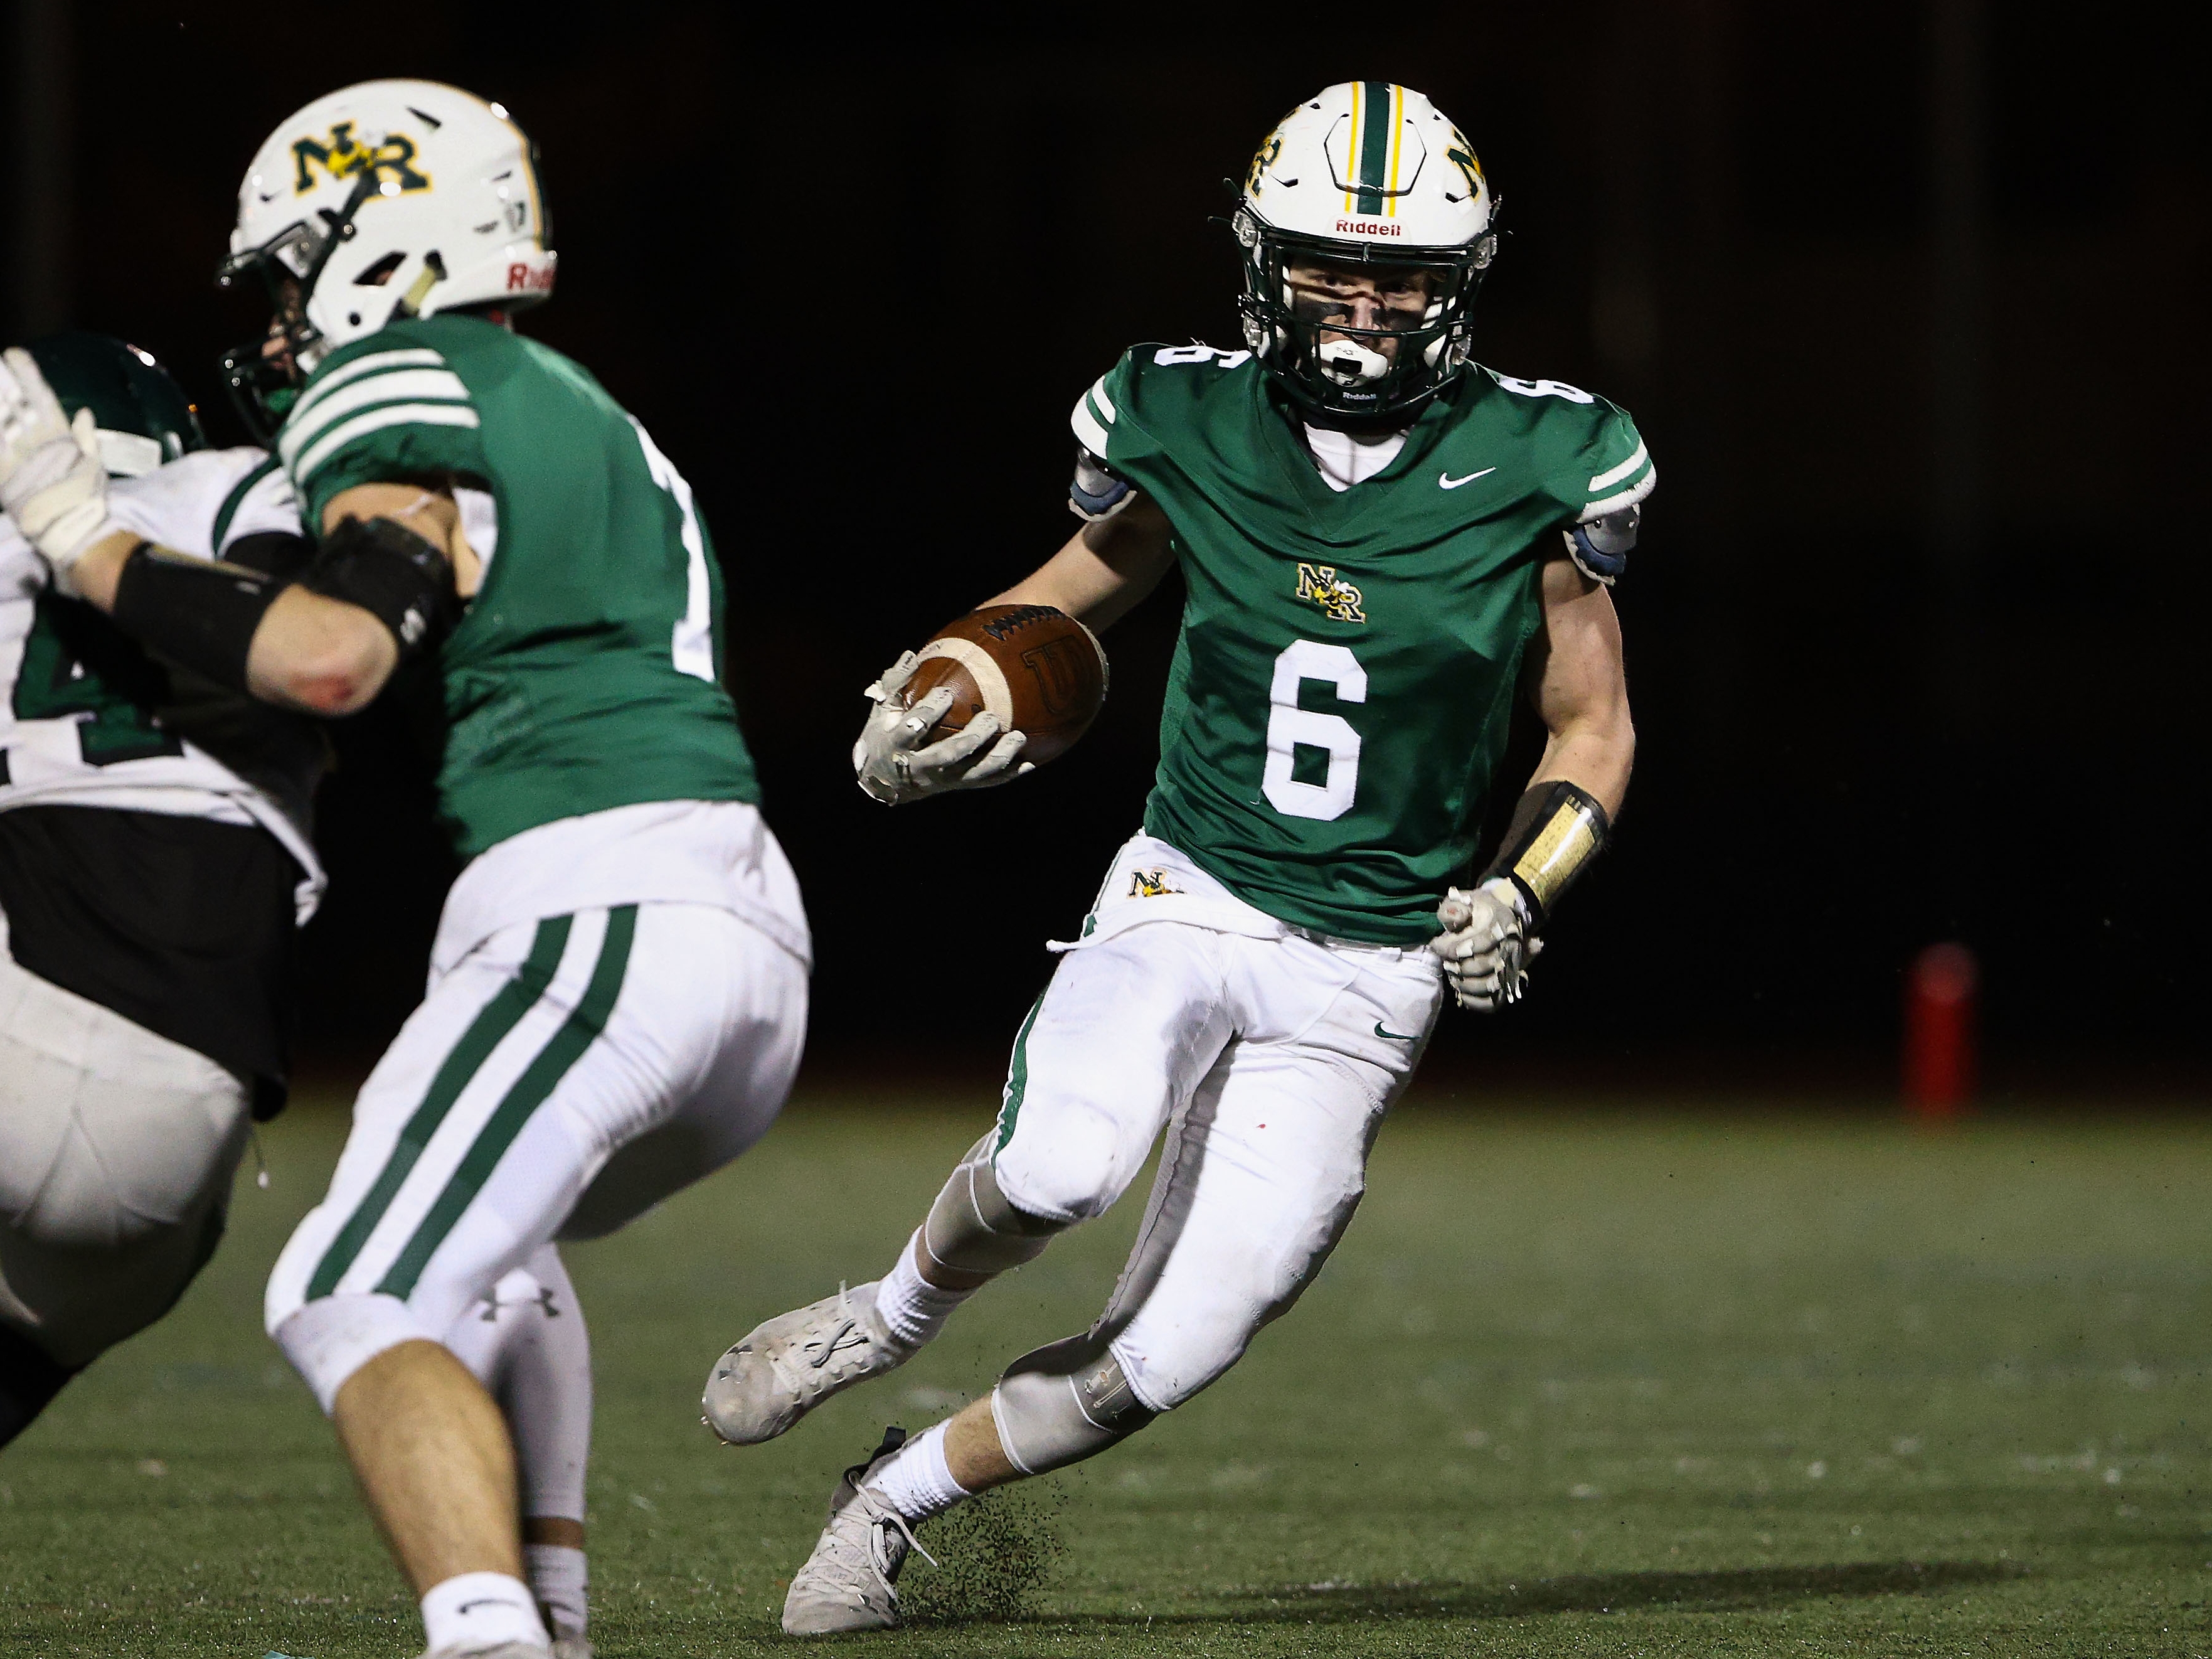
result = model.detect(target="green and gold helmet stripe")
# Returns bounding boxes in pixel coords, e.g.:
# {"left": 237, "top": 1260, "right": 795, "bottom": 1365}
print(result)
{"left": 1385, "top": 84, "right": 1408, "bottom": 217}
{"left": 1346, "top": 80, "right": 1399, "bottom": 217}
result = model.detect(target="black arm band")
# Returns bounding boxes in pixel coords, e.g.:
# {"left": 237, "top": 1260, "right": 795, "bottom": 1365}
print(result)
{"left": 299, "top": 515, "right": 460, "bottom": 662}
{"left": 1479, "top": 780, "right": 1612, "bottom": 925}
{"left": 110, "top": 542, "right": 285, "bottom": 693}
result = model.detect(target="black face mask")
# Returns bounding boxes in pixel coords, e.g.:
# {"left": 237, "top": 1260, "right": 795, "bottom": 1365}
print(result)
{"left": 215, "top": 172, "right": 380, "bottom": 444}
{"left": 1230, "top": 205, "right": 1498, "bottom": 427}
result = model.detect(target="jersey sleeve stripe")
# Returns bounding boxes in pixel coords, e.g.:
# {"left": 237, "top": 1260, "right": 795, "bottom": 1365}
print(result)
{"left": 1071, "top": 396, "right": 1112, "bottom": 457}
{"left": 285, "top": 348, "right": 448, "bottom": 429}
{"left": 1581, "top": 464, "right": 1657, "bottom": 520}
{"left": 290, "top": 403, "right": 482, "bottom": 491}
{"left": 278, "top": 370, "right": 473, "bottom": 470}
{"left": 211, "top": 456, "right": 282, "bottom": 552}
{"left": 1587, "top": 441, "right": 1649, "bottom": 493}
{"left": 1088, "top": 376, "right": 1117, "bottom": 422}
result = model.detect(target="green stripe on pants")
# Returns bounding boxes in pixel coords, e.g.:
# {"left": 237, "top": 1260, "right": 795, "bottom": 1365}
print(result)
{"left": 994, "top": 991, "right": 1046, "bottom": 1154}
{"left": 306, "top": 915, "right": 573, "bottom": 1301}
{"left": 375, "top": 905, "right": 639, "bottom": 1300}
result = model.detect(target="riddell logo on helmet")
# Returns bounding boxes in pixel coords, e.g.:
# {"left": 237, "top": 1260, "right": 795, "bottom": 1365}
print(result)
{"left": 506, "top": 262, "right": 554, "bottom": 292}
{"left": 1336, "top": 218, "right": 1402, "bottom": 236}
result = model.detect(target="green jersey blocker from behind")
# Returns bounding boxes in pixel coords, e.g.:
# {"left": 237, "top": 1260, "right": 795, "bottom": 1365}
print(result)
{"left": 1077, "top": 346, "right": 1652, "bottom": 944}
{"left": 279, "top": 313, "right": 760, "bottom": 858}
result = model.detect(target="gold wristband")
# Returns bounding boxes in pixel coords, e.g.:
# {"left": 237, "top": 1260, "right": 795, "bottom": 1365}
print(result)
{"left": 1484, "top": 781, "right": 1610, "bottom": 923}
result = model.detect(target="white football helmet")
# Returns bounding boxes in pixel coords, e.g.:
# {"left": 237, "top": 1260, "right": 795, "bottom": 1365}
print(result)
{"left": 216, "top": 79, "right": 555, "bottom": 437}
{"left": 1235, "top": 82, "right": 1499, "bottom": 424}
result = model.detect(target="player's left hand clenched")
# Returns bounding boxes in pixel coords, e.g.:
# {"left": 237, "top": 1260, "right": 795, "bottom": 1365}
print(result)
{"left": 0, "top": 347, "right": 117, "bottom": 595}
{"left": 853, "top": 650, "right": 1032, "bottom": 806}
{"left": 1430, "top": 878, "right": 1543, "bottom": 1011}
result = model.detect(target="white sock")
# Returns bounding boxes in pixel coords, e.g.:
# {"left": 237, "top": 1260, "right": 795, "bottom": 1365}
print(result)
{"left": 420, "top": 1570, "right": 548, "bottom": 1653}
{"left": 867, "top": 1419, "right": 971, "bottom": 1523}
{"left": 524, "top": 1542, "right": 588, "bottom": 1638}
{"left": 875, "top": 1232, "right": 976, "bottom": 1350}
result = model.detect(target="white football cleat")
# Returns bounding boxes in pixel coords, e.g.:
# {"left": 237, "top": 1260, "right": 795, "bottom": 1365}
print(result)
{"left": 552, "top": 1637, "right": 594, "bottom": 1659}
{"left": 702, "top": 1282, "right": 914, "bottom": 1445}
{"left": 418, "top": 1643, "right": 555, "bottom": 1658}
{"left": 781, "top": 1427, "right": 933, "bottom": 1635}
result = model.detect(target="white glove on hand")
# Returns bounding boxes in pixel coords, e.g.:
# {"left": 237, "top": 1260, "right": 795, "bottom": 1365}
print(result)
{"left": 852, "top": 650, "right": 1033, "bottom": 805}
{"left": 0, "top": 347, "right": 116, "bottom": 595}
{"left": 1429, "top": 877, "right": 1543, "bottom": 1011}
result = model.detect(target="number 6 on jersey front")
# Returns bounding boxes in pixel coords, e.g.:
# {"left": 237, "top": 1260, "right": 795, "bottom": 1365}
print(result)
{"left": 1262, "top": 639, "right": 1365, "bottom": 821}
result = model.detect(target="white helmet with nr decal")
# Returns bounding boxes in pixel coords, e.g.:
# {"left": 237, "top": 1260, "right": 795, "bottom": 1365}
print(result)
{"left": 1234, "top": 82, "right": 1499, "bottom": 425}
{"left": 216, "top": 79, "right": 556, "bottom": 439}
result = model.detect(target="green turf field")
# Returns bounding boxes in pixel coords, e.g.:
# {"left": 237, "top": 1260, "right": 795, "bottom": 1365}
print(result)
{"left": 3, "top": 1092, "right": 2209, "bottom": 1656}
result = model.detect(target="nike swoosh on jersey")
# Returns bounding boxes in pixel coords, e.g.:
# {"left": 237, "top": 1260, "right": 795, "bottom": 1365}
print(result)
{"left": 1374, "top": 1021, "right": 1420, "bottom": 1041}
{"left": 1438, "top": 467, "right": 1497, "bottom": 489}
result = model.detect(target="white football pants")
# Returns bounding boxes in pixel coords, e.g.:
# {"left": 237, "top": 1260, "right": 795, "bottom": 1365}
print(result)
{"left": 991, "top": 833, "right": 1444, "bottom": 1412}
{"left": 0, "top": 935, "right": 249, "bottom": 1370}
{"left": 268, "top": 900, "right": 807, "bottom": 1411}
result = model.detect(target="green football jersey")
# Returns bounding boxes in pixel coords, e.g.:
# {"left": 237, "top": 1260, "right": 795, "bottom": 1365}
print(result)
{"left": 1074, "top": 344, "right": 1652, "bottom": 946}
{"left": 277, "top": 315, "right": 758, "bottom": 859}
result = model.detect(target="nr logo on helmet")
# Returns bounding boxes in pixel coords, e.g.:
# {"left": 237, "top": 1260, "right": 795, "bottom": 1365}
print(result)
{"left": 1247, "top": 129, "right": 1284, "bottom": 192}
{"left": 291, "top": 122, "right": 432, "bottom": 195}
{"left": 1445, "top": 131, "right": 1484, "bottom": 198}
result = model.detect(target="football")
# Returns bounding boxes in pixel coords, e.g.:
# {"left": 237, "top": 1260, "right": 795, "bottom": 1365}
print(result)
{"left": 905, "top": 604, "right": 1110, "bottom": 765}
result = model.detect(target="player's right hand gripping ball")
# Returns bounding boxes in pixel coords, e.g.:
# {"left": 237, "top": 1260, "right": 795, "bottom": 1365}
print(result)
{"left": 1430, "top": 878, "right": 1542, "bottom": 1011}
{"left": 853, "top": 604, "right": 1109, "bottom": 806}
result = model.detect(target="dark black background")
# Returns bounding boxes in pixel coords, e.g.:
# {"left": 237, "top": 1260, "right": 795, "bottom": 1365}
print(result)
{"left": 8, "top": 3, "right": 2206, "bottom": 1096}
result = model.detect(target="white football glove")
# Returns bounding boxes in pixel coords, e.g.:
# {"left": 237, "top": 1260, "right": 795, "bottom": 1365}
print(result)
{"left": 1429, "top": 877, "right": 1543, "bottom": 1012}
{"left": 853, "top": 650, "right": 1033, "bottom": 806}
{"left": 0, "top": 347, "right": 117, "bottom": 595}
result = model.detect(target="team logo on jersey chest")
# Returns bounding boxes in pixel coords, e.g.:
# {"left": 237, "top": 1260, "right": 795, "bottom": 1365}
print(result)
{"left": 1295, "top": 563, "right": 1366, "bottom": 624}
{"left": 291, "top": 122, "right": 431, "bottom": 195}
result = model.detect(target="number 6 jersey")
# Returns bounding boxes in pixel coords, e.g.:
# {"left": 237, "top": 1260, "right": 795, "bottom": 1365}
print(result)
{"left": 1074, "top": 344, "right": 1654, "bottom": 946}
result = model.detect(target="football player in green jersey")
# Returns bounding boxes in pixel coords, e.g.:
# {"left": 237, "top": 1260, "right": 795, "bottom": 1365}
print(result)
{"left": 700, "top": 82, "right": 1652, "bottom": 1633}
{"left": 0, "top": 80, "right": 812, "bottom": 1659}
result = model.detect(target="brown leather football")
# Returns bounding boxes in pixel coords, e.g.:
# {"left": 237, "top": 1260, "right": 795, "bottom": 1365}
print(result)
{"left": 905, "top": 604, "right": 1110, "bottom": 765}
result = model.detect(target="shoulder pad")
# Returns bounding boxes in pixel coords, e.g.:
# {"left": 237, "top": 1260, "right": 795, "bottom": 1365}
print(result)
{"left": 1070, "top": 447, "right": 1132, "bottom": 522}
{"left": 1563, "top": 503, "right": 1639, "bottom": 585}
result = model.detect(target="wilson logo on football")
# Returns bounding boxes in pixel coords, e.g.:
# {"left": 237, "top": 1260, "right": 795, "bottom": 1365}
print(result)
{"left": 1295, "top": 563, "right": 1366, "bottom": 624}
{"left": 290, "top": 122, "right": 430, "bottom": 195}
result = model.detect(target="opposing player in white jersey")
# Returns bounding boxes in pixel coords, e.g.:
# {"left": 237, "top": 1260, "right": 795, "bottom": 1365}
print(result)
{"left": 0, "top": 82, "right": 807, "bottom": 1659}
{"left": 0, "top": 333, "right": 322, "bottom": 1443}
{"left": 701, "top": 83, "right": 1649, "bottom": 1633}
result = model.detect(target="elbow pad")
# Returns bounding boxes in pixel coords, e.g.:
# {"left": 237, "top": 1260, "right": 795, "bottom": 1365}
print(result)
{"left": 1070, "top": 447, "right": 1134, "bottom": 522}
{"left": 110, "top": 543, "right": 286, "bottom": 693}
{"left": 1563, "top": 503, "right": 1639, "bottom": 585}
{"left": 300, "top": 515, "right": 460, "bottom": 663}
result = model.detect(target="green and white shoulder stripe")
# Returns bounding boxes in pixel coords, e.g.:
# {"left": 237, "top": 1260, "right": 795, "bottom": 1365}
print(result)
{"left": 1580, "top": 439, "right": 1656, "bottom": 520}
{"left": 1070, "top": 373, "right": 1117, "bottom": 457}
{"left": 279, "top": 346, "right": 479, "bottom": 493}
